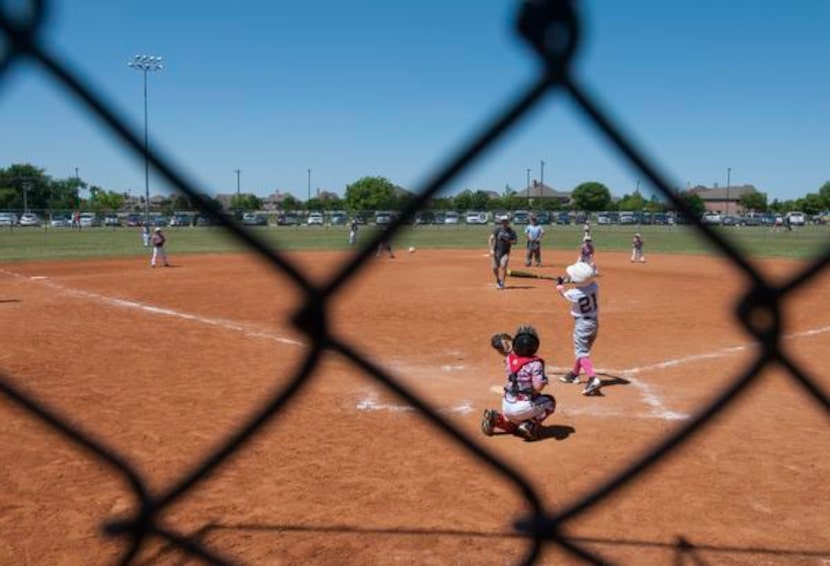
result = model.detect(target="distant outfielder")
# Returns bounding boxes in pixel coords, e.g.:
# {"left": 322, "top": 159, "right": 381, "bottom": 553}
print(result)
{"left": 482, "top": 325, "right": 556, "bottom": 441}
{"left": 556, "top": 262, "right": 602, "bottom": 396}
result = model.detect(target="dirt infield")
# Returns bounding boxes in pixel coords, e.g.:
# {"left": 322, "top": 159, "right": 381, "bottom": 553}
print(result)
{"left": 1, "top": 249, "right": 828, "bottom": 565}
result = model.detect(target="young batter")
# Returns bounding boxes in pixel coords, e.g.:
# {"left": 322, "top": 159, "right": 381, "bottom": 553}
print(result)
{"left": 556, "top": 262, "right": 602, "bottom": 396}
{"left": 481, "top": 325, "right": 556, "bottom": 441}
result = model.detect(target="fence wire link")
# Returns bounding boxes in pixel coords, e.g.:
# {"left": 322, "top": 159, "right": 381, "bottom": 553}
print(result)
{"left": 1, "top": 1, "right": 828, "bottom": 564}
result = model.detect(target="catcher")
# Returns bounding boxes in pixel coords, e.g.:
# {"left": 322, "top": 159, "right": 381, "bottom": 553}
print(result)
{"left": 481, "top": 325, "right": 556, "bottom": 441}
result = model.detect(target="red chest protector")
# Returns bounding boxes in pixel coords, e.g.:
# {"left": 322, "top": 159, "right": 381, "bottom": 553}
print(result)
{"left": 508, "top": 353, "right": 541, "bottom": 373}
{"left": 505, "top": 353, "right": 542, "bottom": 397}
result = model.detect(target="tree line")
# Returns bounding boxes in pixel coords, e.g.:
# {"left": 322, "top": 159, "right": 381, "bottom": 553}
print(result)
{"left": 3, "top": 164, "right": 828, "bottom": 217}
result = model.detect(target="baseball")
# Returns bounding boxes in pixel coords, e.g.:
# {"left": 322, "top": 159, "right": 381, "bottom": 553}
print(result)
{"left": 408, "top": 246, "right": 416, "bottom": 254}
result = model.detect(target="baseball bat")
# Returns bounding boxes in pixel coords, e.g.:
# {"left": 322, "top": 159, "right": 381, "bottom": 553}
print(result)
{"left": 506, "top": 269, "right": 562, "bottom": 281}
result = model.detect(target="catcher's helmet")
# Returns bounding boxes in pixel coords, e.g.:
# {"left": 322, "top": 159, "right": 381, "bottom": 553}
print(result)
{"left": 512, "top": 325, "right": 540, "bottom": 357}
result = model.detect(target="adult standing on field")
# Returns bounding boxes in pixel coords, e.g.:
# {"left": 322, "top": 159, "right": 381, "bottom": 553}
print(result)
{"left": 348, "top": 218, "right": 359, "bottom": 245}
{"left": 150, "top": 227, "right": 170, "bottom": 268}
{"left": 489, "top": 217, "right": 517, "bottom": 290}
{"left": 524, "top": 214, "right": 545, "bottom": 267}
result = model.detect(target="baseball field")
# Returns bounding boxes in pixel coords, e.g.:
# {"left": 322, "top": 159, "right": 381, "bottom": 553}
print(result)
{"left": 1, "top": 224, "right": 828, "bottom": 565}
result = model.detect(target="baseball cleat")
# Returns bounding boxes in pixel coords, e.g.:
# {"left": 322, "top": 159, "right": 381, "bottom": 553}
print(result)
{"left": 582, "top": 377, "right": 602, "bottom": 396}
{"left": 559, "top": 372, "right": 580, "bottom": 384}
{"left": 517, "top": 421, "right": 539, "bottom": 441}
{"left": 481, "top": 409, "right": 497, "bottom": 436}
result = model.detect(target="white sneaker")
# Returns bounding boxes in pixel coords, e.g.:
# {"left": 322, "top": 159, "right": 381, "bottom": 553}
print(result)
{"left": 582, "top": 377, "right": 602, "bottom": 396}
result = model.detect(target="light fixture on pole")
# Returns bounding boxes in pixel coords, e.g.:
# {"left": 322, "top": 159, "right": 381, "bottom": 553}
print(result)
{"left": 128, "top": 54, "right": 163, "bottom": 227}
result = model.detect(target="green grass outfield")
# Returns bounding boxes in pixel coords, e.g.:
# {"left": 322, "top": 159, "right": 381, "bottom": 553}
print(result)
{"left": 0, "top": 223, "right": 826, "bottom": 262}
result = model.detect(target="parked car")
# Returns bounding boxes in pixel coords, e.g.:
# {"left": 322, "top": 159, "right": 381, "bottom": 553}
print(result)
{"left": 19, "top": 212, "right": 42, "bottom": 227}
{"left": 330, "top": 211, "right": 348, "bottom": 225}
{"left": 307, "top": 211, "right": 324, "bottom": 226}
{"left": 0, "top": 212, "right": 17, "bottom": 226}
{"left": 596, "top": 213, "right": 611, "bottom": 225}
{"left": 555, "top": 212, "right": 571, "bottom": 225}
{"left": 512, "top": 211, "right": 530, "bottom": 225}
{"left": 194, "top": 214, "right": 217, "bottom": 226}
{"left": 169, "top": 214, "right": 192, "bottom": 227}
{"left": 493, "top": 211, "right": 510, "bottom": 224}
{"left": 276, "top": 212, "right": 300, "bottom": 226}
{"left": 701, "top": 212, "right": 722, "bottom": 225}
{"left": 619, "top": 212, "right": 637, "bottom": 225}
{"left": 721, "top": 215, "right": 739, "bottom": 226}
{"left": 785, "top": 211, "right": 806, "bottom": 226}
{"left": 79, "top": 212, "right": 100, "bottom": 227}
{"left": 414, "top": 211, "right": 435, "bottom": 225}
{"left": 465, "top": 211, "right": 488, "bottom": 225}
{"left": 125, "top": 214, "right": 143, "bottom": 227}
{"left": 652, "top": 212, "right": 668, "bottom": 225}
{"left": 443, "top": 211, "right": 460, "bottom": 224}
{"left": 50, "top": 214, "right": 71, "bottom": 227}
{"left": 242, "top": 212, "right": 268, "bottom": 226}
{"left": 104, "top": 214, "right": 120, "bottom": 227}
{"left": 535, "top": 211, "right": 551, "bottom": 225}
{"left": 738, "top": 214, "right": 763, "bottom": 226}
{"left": 375, "top": 211, "right": 394, "bottom": 225}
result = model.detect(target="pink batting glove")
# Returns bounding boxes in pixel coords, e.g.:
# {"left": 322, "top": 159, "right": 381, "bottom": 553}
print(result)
{"left": 556, "top": 284, "right": 565, "bottom": 292}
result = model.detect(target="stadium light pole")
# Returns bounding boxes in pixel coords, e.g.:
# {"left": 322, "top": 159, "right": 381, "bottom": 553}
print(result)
{"left": 128, "top": 54, "right": 163, "bottom": 228}
{"left": 726, "top": 167, "right": 731, "bottom": 215}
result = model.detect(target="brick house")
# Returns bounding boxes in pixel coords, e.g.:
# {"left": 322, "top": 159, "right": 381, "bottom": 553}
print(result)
{"left": 688, "top": 184, "right": 763, "bottom": 215}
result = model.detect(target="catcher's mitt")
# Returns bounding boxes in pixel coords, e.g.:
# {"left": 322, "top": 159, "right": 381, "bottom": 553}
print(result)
{"left": 491, "top": 332, "right": 513, "bottom": 356}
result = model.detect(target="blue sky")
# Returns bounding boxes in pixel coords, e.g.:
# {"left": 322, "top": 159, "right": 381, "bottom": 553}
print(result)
{"left": 1, "top": 1, "right": 828, "bottom": 202}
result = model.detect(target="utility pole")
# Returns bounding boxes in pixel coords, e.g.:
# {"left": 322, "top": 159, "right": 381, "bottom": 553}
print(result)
{"left": 307, "top": 168, "right": 311, "bottom": 203}
{"left": 726, "top": 167, "right": 731, "bottom": 215}
{"left": 526, "top": 168, "right": 531, "bottom": 206}
{"left": 235, "top": 169, "right": 241, "bottom": 197}
{"left": 540, "top": 160, "right": 545, "bottom": 190}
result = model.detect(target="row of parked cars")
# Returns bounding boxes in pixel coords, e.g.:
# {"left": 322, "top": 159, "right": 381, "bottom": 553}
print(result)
{"left": 699, "top": 211, "right": 812, "bottom": 227}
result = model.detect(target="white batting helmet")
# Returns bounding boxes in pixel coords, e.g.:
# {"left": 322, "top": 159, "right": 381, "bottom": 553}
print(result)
{"left": 566, "top": 262, "right": 596, "bottom": 284}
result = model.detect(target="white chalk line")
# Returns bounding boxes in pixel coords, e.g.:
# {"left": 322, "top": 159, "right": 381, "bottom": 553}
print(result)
{"left": 3, "top": 270, "right": 304, "bottom": 347}
{"left": 9, "top": 269, "right": 830, "bottom": 421}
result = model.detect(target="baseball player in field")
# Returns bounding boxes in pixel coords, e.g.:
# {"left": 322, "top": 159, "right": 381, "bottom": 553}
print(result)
{"left": 556, "top": 262, "right": 602, "bottom": 396}
{"left": 150, "top": 227, "right": 170, "bottom": 268}
{"left": 482, "top": 325, "right": 556, "bottom": 441}
{"left": 631, "top": 233, "right": 646, "bottom": 263}
{"left": 577, "top": 234, "right": 598, "bottom": 275}
{"left": 489, "top": 217, "right": 518, "bottom": 290}
{"left": 524, "top": 214, "right": 545, "bottom": 267}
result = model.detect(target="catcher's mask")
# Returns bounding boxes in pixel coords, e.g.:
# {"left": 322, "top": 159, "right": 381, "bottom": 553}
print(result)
{"left": 512, "top": 325, "right": 540, "bottom": 357}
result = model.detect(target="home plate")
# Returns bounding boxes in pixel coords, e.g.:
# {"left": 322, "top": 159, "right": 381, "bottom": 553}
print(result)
{"left": 30, "top": 276, "right": 48, "bottom": 280}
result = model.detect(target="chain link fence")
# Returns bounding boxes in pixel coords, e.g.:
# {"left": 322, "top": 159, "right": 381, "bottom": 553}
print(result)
{"left": 1, "top": 1, "right": 828, "bottom": 564}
